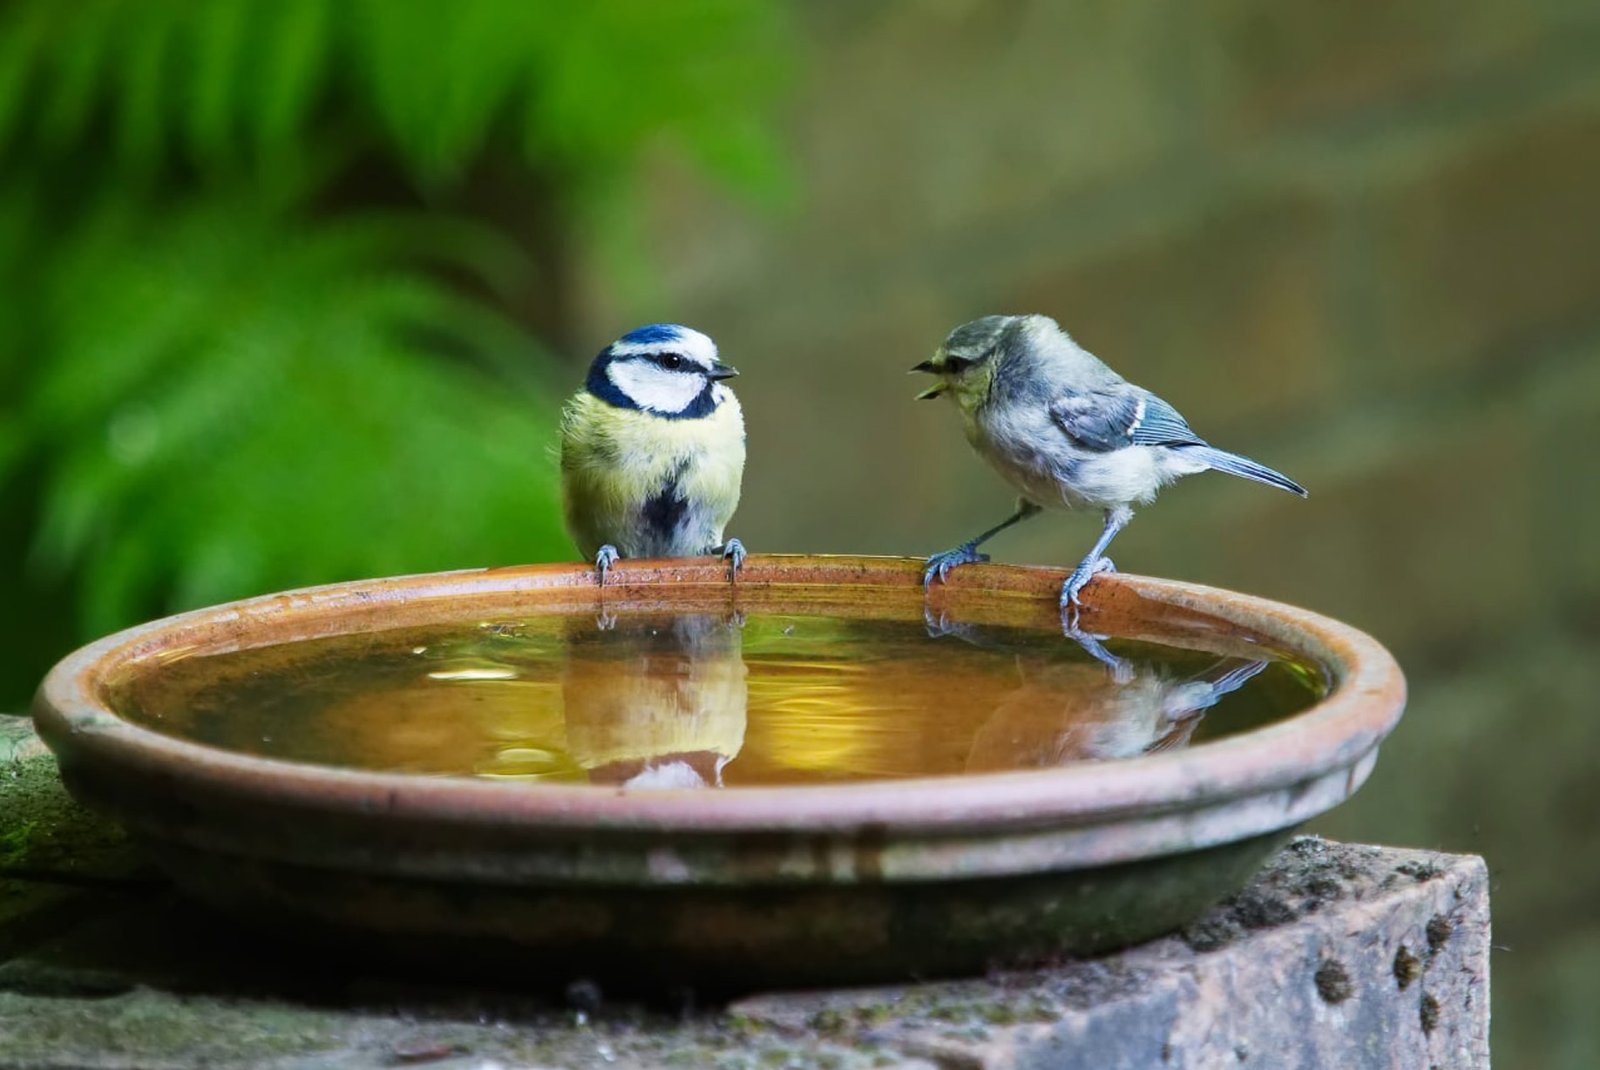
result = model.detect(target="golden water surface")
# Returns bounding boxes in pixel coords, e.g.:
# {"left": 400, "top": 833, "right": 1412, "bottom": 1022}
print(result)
{"left": 107, "top": 612, "right": 1325, "bottom": 787}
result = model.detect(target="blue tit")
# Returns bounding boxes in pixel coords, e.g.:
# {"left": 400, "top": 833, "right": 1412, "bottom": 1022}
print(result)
{"left": 912, "top": 314, "right": 1306, "bottom": 618}
{"left": 560, "top": 323, "right": 746, "bottom": 584}
{"left": 561, "top": 613, "right": 747, "bottom": 789}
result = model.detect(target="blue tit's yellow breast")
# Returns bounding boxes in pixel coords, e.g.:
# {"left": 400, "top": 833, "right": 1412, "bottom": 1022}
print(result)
{"left": 559, "top": 391, "right": 745, "bottom": 558}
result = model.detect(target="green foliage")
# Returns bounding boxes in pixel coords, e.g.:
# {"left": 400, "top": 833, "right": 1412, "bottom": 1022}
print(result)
{"left": 16, "top": 197, "right": 571, "bottom": 635}
{"left": 0, "top": 1, "right": 791, "bottom": 682}
{"left": 0, "top": 0, "right": 790, "bottom": 194}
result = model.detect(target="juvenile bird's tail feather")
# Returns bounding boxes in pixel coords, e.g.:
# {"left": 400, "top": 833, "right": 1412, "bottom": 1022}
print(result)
{"left": 1179, "top": 445, "right": 1308, "bottom": 497}
{"left": 1198, "top": 658, "right": 1271, "bottom": 697}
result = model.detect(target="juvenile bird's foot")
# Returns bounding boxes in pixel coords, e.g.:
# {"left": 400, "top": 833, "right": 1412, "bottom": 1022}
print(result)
{"left": 1059, "top": 555, "right": 1116, "bottom": 626}
{"left": 1062, "top": 618, "right": 1134, "bottom": 684}
{"left": 923, "top": 542, "right": 989, "bottom": 586}
{"left": 715, "top": 538, "right": 746, "bottom": 582}
{"left": 594, "top": 544, "right": 620, "bottom": 586}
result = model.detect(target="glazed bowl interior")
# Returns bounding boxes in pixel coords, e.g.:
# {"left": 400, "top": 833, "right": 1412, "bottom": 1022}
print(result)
{"left": 32, "top": 555, "right": 1405, "bottom": 989}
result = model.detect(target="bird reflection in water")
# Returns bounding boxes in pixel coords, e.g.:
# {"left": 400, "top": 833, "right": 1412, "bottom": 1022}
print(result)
{"left": 559, "top": 613, "right": 748, "bottom": 789}
{"left": 924, "top": 607, "right": 1268, "bottom": 769}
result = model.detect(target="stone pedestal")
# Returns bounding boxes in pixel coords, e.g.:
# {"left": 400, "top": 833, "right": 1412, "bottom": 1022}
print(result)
{"left": 1, "top": 714, "right": 1489, "bottom": 1069}
{"left": 732, "top": 836, "right": 1489, "bottom": 1069}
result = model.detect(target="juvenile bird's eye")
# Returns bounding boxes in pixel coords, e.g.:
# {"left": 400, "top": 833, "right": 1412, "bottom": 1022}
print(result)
{"left": 944, "top": 356, "right": 969, "bottom": 374}
{"left": 658, "top": 353, "right": 684, "bottom": 370}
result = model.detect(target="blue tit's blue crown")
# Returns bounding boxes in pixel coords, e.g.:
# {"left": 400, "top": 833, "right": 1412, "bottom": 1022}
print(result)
{"left": 584, "top": 323, "right": 724, "bottom": 420}
{"left": 616, "top": 323, "right": 687, "bottom": 347}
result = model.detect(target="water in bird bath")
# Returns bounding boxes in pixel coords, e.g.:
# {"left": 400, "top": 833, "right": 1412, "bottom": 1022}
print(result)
{"left": 103, "top": 609, "right": 1324, "bottom": 787}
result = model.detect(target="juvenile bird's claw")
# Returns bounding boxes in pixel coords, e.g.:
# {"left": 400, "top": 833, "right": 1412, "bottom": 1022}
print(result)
{"left": 594, "top": 545, "right": 620, "bottom": 586}
{"left": 923, "top": 542, "right": 989, "bottom": 586}
{"left": 1059, "top": 555, "right": 1116, "bottom": 627}
{"left": 717, "top": 538, "right": 746, "bottom": 582}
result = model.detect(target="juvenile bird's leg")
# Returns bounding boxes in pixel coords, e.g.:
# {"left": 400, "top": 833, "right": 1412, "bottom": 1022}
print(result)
{"left": 712, "top": 538, "right": 746, "bottom": 582}
{"left": 923, "top": 501, "right": 1042, "bottom": 586}
{"left": 1060, "top": 505, "right": 1132, "bottom": 624}
{"left": 594, "top": 544, "right": 620, "bottom": 587}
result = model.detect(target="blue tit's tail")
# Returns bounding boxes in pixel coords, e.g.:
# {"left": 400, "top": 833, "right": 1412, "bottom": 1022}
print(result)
{"left": 1178, "top": 445, "right": 1308, "bottom": 497}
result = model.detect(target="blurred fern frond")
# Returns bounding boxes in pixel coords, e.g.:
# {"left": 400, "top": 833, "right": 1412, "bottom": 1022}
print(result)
{"left": 0, "top": 1, "right": 793, "bottom": 704}
{"left": 0, "top": 0, "right": 791, "bottom": 198}
{"left": 16, "top": 197, "right": 566, "bottom": 634}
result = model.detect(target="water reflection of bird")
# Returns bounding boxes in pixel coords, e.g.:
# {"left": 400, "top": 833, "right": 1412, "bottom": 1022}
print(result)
{"left": 559, "top": 614, "right": 748, "bottom": 789}
{"left": 965, "top": 649, "right": 1267, "bottom": 769}
{"left": 926, "top": 609, "right": 1268, "bottom": 767}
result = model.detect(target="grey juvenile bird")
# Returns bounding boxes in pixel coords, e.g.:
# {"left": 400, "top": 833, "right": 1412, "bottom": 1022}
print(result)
{"left": 913, "top": 314, "right": 1306, "bottom": 617}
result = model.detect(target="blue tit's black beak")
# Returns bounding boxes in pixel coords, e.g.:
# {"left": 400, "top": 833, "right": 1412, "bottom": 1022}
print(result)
{"left": 910, "top": 359, "right": 936, "bottom": 373}
{"left": 708, "top": 362, "right": 739, "bottom": 380}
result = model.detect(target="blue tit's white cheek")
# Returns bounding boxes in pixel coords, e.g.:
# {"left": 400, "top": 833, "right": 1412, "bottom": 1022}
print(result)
{"left": 607, "top": 361, "right": 706, "bottom": 414}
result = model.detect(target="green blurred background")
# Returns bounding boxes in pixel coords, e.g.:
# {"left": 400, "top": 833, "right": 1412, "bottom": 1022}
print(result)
{"left": 2, "top": 2, "right": 1598, "bottom": 1064}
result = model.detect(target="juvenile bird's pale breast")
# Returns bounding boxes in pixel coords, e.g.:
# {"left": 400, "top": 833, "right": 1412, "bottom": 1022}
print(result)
{"left": 966, "top": 404, "right": 1086, "bottom": 508}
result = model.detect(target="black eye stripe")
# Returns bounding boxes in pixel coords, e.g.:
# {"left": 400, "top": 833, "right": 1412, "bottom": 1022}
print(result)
{"left": 944, "top": 356, "right": 969, "bottom": 373}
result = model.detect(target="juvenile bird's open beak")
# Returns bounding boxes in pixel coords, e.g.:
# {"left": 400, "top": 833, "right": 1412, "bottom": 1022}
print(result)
{"left": 708, "top": 362, "right": 739, "bottom": 380}
{"left": 910, "top": 358, "right": 944, "bottom": 398}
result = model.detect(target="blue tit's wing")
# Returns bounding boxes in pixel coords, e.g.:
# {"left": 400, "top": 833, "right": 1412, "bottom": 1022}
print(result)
{"left": 1048, "top": 386, "right": 1205, "bottom": 451}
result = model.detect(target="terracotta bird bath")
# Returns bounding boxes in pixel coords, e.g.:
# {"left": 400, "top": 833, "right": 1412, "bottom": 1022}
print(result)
{"left": 32, "top": 556, "right": 1404, "bottom": 990}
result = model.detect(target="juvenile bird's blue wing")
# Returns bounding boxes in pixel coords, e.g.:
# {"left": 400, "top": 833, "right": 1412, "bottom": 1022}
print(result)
{"left": 1048, "top": 386, "right": 1204, "bottom": 451}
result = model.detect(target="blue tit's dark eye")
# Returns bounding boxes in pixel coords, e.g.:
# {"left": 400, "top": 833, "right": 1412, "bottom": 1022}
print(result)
{"left": 658, "top": 353, "right": 684, "bottom": 370}
{"left": 944, "top": 356, "right": 970, "bottom": 374}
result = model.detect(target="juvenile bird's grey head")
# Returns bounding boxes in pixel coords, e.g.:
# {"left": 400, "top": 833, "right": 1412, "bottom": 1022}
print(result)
{"left": 586, "top": 323, "right": 738, "bottom": 419}
{"left": 910, "top": 314, "right": 1060, "bottom": 410}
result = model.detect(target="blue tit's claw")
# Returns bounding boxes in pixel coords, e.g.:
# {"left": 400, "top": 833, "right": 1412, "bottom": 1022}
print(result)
{"left": 718, "top": 538, "right": 746, "bottom": 582}
{"left": 922, "top": 542, "right": 990, "bottom": 587}
{"left": 594, "top": 545, "right": 620, "bottom": 586}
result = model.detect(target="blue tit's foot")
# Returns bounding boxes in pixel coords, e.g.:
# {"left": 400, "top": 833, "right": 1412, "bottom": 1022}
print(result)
{"left": 1059, "top": 555, "right": 1116, "bottom": 626}
{"left": 594, "top": 544, "right": 620, "bottom": 586}
{"left": 923, "top": 542, "right": 989, "bottom": 586}
{"left": 714, "top": 538, "right": 746, "bottom": 582}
